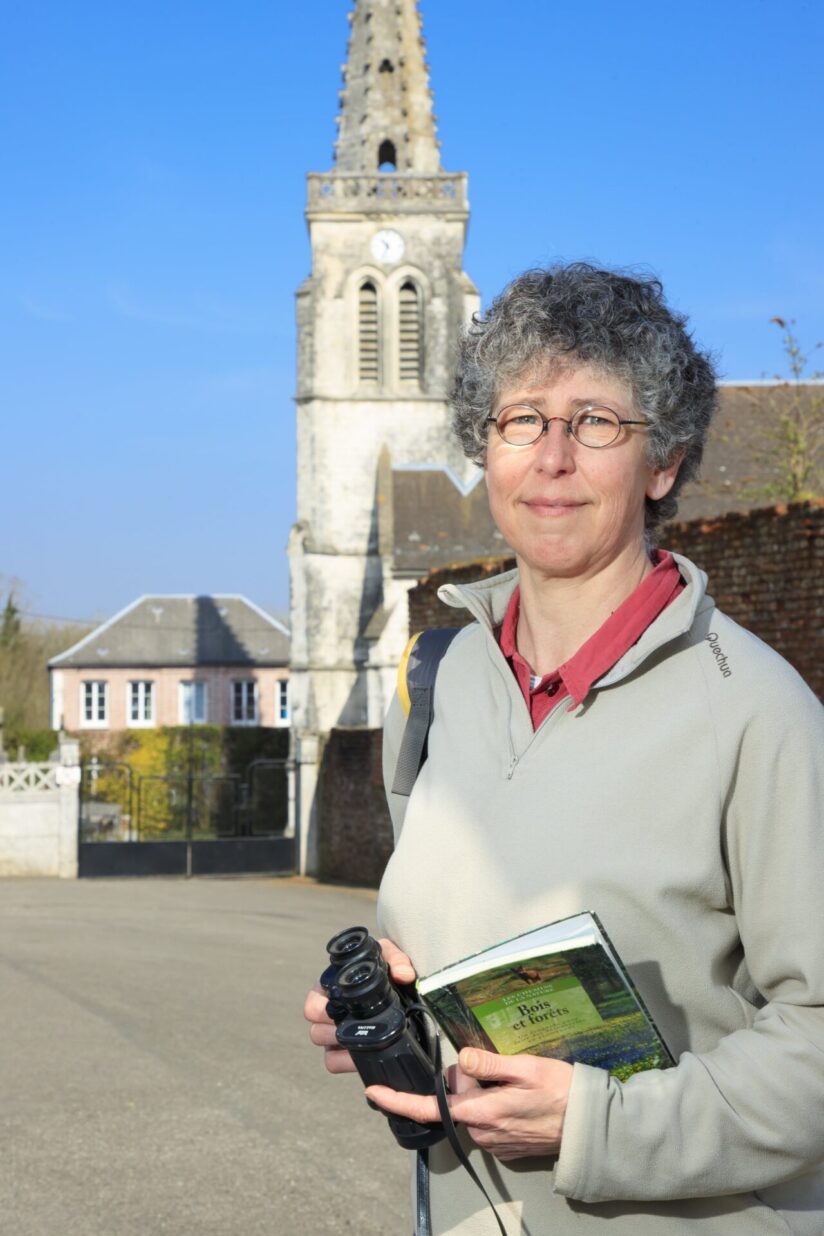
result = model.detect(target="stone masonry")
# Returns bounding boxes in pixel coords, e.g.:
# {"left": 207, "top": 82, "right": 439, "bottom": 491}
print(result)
{"left": 289, "top": 0, "right": 478, "bottom": 872}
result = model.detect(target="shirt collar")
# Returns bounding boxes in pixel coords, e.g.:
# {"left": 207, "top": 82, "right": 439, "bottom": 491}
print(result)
{"left": 498, "top": 551, "right": 684, "bottom": 707}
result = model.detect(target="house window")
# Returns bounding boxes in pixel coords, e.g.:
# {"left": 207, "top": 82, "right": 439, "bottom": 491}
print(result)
{"left": 277, "top": 679, "right": 289, "bottom": 725}
{"left": 398, "top": 280, "right": 422, "bottom": 383}
{"left": 358, "top": 281, "right": 380, "bottom": 382}
{"left": 231, "top": 680, "right": 257, "bottom": 725}
{"left": 128, "top": 680, "right": 155, "bottom": 726}
{"left": 179, "top": 681, "right": 207, "bottom": 725}
{"left": 82, "top": 681, "right": 108, "bottom": 727}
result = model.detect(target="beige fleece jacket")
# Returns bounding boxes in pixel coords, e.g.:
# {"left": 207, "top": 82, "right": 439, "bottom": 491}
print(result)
{"left": 377, "top": 554, "right": 824, "bottom": 1235}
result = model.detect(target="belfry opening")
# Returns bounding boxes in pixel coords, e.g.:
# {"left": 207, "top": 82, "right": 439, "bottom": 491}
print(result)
{"left": 378, "top": 139, "right": 397, "bottom": 171}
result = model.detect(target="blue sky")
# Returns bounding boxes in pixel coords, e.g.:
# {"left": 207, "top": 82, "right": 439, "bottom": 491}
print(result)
{"left": 3, "top": 0, "right": 822, "bottom": 624}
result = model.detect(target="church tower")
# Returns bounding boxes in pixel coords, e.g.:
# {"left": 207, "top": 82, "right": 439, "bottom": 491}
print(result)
{"left": 288, "top": 0, "right": 478, "bottom": 865}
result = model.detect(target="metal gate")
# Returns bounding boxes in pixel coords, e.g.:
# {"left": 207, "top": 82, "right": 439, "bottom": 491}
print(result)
{"left": 78, "top": 756, "right": 293, "bottom": 877}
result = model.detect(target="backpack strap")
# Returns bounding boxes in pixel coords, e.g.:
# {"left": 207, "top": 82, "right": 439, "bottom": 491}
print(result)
{"left": 391, "top": 628, "right": 460, "bottom": 798}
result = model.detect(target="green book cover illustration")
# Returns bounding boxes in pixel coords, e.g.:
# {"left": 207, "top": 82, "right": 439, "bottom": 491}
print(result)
{"left": 418, "top": 912, "right": 674, "bottom": 1082}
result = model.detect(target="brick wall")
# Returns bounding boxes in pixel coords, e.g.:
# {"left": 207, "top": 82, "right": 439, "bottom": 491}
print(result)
{"left": 408, "top": 555, "right": 515, "bottom": 632}
{"left": 664, "top": 501, "right": 823, "bottom": 700}
{"left": 407, "top": 502, "right": 824, "bottom": 700}
{"left": 317, "top": 726, "right": 393, "bottom": 887}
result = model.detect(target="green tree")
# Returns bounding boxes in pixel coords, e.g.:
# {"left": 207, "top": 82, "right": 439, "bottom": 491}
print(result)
{"left": 0, "top": 580, "right": 91, "bottom": 742}
{"left": 746, "top": 319, "right": 824, "bottom": 504}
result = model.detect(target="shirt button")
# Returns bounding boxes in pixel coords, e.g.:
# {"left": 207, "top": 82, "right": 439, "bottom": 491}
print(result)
{"left": 546, "top": 681, "right": 560, "bottom": 697}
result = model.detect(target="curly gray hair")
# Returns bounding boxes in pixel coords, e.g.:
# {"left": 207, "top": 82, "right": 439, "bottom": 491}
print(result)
{"left": 451, "top": 262, "right": 718, "bottom": 532}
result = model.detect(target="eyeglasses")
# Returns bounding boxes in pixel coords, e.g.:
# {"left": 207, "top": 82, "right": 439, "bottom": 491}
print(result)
{"left": 486, "top": 404, "right": 649, "bottom": 449}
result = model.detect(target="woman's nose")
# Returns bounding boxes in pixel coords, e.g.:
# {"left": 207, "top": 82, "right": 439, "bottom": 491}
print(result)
{"left": 535, "top": 417, "right": 576, "bottom": 472}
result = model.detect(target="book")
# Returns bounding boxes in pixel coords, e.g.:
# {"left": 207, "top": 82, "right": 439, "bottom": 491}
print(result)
{"left": 417, "top": 912, "right": 674, "bottom": 1081}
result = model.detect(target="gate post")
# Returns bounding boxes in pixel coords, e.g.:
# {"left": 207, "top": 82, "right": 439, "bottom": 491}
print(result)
{"left": 56, "top": 735, "right": 80, "bottom": 879}
{"left": 294, "top": 731, "right": 321, "bottom": 877}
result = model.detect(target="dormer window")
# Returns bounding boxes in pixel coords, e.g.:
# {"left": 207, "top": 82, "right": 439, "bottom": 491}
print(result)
{"left": 358, "top": 280, "right": 380, "bottom": 382}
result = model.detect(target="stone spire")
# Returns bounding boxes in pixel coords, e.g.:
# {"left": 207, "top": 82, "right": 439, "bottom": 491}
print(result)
{"left": 334, "top": 0, "right": 441, "bottom": 174}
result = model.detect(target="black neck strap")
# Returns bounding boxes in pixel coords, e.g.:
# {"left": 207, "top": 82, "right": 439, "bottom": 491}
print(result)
{"left": 409, "top": 1005, "right": 508, "bottom": 1236}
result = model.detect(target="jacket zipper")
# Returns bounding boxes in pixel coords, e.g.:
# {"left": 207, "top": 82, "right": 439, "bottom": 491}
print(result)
{"left": 506, "top": 695, "right": 571, "bottom": 780}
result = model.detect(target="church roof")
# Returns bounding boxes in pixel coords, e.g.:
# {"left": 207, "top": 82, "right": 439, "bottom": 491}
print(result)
{"left": 385, "top": 383, "right": 823, "bottom": 572}
{"left": 48, "top": 596, "right": 290, "bottom": 669}
{"left": 390, "top": 466, "right": 508, "bottom": 573}
{"left": 677, "top": 381, "right": 823, "bottom": 521}
{"left": 334, "top": 0, "right": 440, "bottom": 174}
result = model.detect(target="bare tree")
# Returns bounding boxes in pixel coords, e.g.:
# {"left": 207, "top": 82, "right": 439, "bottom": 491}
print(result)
{"left": 746, "top": 319, "right": 824, "bottom": 504}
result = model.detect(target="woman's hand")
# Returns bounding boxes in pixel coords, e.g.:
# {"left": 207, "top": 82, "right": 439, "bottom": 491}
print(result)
{"left": 366, "top": 1048, "right": 573, "bottom": 1160}
{"left": 303, "top": 937, "right": 416, "bottom": 1075}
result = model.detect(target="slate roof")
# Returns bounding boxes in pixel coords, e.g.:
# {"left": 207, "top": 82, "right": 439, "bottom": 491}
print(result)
{"left": 391, "top": 466, "right": 509, "bottom": 573}
{"left": 49, "top": 596, "right": 290, "bottom": 669}
{"left": 388, "top": 384, "right": 823, "bottom": 571}
{"left": 677, "top": 382, "right": 823, "bottom": 521}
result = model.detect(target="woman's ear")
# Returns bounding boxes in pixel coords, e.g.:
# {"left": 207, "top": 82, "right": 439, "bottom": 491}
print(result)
{"left": 646, "top": 451, "right": 685, "bottom": 501}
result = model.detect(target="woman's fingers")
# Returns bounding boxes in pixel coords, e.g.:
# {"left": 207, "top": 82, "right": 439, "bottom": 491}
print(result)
{"left": 303, "top": 982, "right": 333, "bottom": 1024}
{"left": 445, "top": 1062, "right": 480, "bottom": 1095}
{"left": 304, "top": 980, "right": 356, "bottom": 1071}
{"left": 324, "top": 1047, "right": 357, "bottom": 1075}
{"left": 365, "top": 1050, "right": 574, "bottom": 1160}
{"left": 309, "top": 1021, "right": 339, "bottom": 1047}
{"left": 365, "top": 1085, "right": 441, "bottom": 1124}
{"left": 378, "top": 936, "right": 417, "bottom": 984}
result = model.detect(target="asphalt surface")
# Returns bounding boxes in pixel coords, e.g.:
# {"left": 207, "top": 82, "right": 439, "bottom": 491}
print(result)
{"left": 0, "top": 877, "right": 411, "bottom": 1236}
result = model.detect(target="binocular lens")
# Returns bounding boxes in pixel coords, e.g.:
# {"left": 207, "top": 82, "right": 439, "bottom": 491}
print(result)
{"left": 339, "top": 959, "right": 376, "bottom": 989}
{"left": 336, "top": 956, "right": 395, "bottom": 1015}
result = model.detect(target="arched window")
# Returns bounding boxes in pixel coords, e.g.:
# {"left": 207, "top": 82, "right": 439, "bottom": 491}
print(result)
{"left": 398, "top": 281, "right": 422, "bottom": 384}
{"left": 358, "top": 281, "right": 380, "bottom": 382}
{"left": 378, "top": 139, "right": 397, "bottom": 170}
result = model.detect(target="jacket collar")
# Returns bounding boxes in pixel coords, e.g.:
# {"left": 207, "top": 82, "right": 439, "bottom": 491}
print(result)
{"left": 437, "top": 553, "right": 712, "bottom": 694}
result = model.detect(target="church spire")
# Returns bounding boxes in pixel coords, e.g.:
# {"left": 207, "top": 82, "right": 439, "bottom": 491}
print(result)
{"left": 334, "top": 0, "right": 441, "bottom": 174}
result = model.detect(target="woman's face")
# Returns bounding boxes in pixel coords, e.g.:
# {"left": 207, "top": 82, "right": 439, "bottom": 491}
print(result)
{"left": 484, "top": 364, "right": 681, "bottom": 582}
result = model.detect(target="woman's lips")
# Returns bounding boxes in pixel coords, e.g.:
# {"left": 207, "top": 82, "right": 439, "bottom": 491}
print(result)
{"left": 522, "top": 498, "right": 586, "bottom": 516}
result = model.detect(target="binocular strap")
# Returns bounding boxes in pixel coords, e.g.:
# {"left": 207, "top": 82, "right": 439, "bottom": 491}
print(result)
{"left": 411, "top": 1007, "right": 508, "bottom": 1236}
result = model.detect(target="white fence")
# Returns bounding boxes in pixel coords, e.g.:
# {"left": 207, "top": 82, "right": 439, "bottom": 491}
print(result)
{"left": 0, "top": 737, "right": 80, "bottom": 878}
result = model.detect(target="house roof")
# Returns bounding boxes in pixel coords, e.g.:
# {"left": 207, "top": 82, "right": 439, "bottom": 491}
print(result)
{"left": 48, "top": 596, "right": 290, "bottom": 669}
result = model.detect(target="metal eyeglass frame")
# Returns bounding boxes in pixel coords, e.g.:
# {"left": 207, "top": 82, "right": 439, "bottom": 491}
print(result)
{"left": 485, "top": 403, "right": 649, "bottom": 449}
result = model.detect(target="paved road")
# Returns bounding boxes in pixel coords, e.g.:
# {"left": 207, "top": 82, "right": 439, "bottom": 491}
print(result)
{"left": 0, "top": 877, "right": 411, "bottom": 1236}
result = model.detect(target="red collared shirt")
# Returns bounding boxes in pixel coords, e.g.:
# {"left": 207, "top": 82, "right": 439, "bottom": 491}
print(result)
{"left": 498, "top": 551, "right": 684, "bottom": 728}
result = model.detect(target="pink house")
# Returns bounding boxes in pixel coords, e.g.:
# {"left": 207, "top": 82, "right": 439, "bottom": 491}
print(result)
{"left": 48, "top": 595, "right": 290, "bottom": 732}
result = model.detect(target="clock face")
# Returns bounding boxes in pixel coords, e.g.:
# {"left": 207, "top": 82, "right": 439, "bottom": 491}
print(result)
{"left": 371, "top": 228, "right": 405, "bottom": 265}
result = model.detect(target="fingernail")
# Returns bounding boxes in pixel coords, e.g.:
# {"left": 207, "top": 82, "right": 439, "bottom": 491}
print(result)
{"left": 462, "top": 1050, "right": 478, "bottom": 1071}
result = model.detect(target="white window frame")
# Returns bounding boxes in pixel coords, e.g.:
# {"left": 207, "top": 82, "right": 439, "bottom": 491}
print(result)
{"left": 128, "top": 680, "right": 155, "bottom": 728}
{"left": 80, "top": 680, "right": 108, "bottom": 729}
{"left": 179, "top": 680, "right": 208, "bottom": 725}
{"left": 231, "top": 679, "right": 258, "bottom": 726}
{"left": 276, "top": 679, "right": 289, "bottom": 726}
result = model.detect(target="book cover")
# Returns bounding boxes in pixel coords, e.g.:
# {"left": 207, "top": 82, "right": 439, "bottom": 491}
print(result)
{"left": 417, "top": 912, "right": 673, "bottom": 1081}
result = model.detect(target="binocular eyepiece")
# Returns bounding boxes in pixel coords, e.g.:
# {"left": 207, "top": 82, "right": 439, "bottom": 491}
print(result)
{"left": 321, "top": 927, "right": 387, "bottom": 1023}
{"left": 320, "top": 927, "right": 445, "bottom": 1151}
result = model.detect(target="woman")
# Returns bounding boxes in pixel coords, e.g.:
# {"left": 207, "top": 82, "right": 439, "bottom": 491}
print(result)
{"left": 306, "top": 264, "right": 824, "bottom": 1234}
